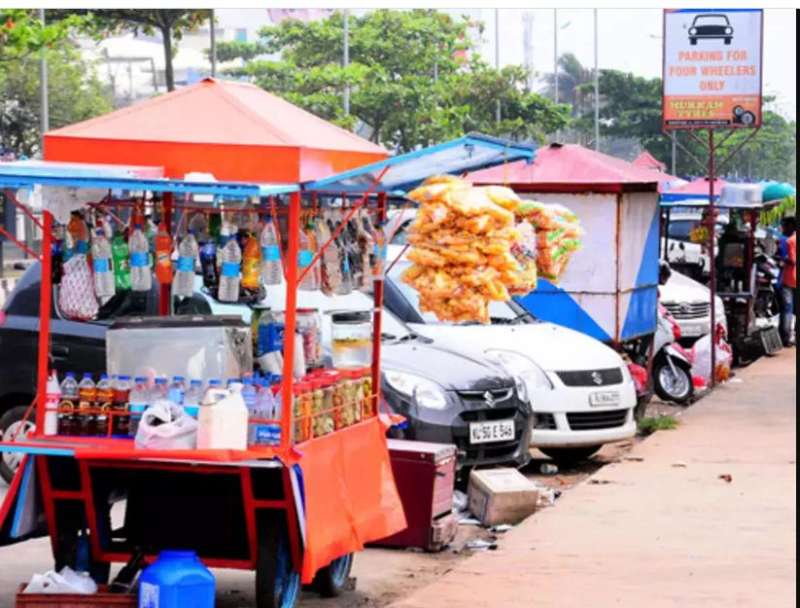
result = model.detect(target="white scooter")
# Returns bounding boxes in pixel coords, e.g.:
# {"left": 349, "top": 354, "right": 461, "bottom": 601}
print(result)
{"left": 652, "top": 302, "right": 695, "bottom": 404}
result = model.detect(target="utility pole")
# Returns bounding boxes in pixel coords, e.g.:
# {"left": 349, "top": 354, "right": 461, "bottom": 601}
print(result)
{"left": 671, "top": 132, "right": 677, "bottom": 174}
{"left": 495, "top": 8, "right": 501, "bottom": 124}
{"left": 523, "top": 12, "right": 534, "bottom": 92}
{"left": 553, "top": 9, "right": 558, "bottom": 104}
{"left": 39, "top": 8, "right": 49, "bottom": 147}
{"left": 209, "top": 10, "right": 216, "bottom": 78}
{"left": 343, "top": 9, "right": 350, "bottom": 116}
{"left": 593, "top": 9, "right": 600, "bottom": 151}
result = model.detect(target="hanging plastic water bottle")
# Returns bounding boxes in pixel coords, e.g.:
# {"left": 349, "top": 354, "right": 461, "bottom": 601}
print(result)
{"left": 200, "top": 240, "right": 218, "bottom": 291}
{"left": 269, "top": 381, "right": 282, "bottom": 445}
{"left": 129, "top": 224, "right": 152, "bottom": 292}
{"left": 173, "top": 231, "right": 198, "bottom": 298}
{"left": 183, "top": 379, "right": 203, "bottom": 419}
{"left": 128, "top": 376, "right": 150, "bottom": 439}
{"left": 168, "top": 376, "right": 186, "bottom": 405}
{"left": 91, "top": 228, "right": 115, "bottom": 302}
{"left": 218, "top": 227, "right": 242, "bottom": 303}
{"left": 152, "top": 377, "right": 168, "bottom": 402}
{"left": 260, "top": 218, "right": 282, "bottom": 285}
{"left": 298, "top": 224, "right": 320, "bottom": 291}
{"left": 242, "top": 378, "right": 258, "bottom": 445}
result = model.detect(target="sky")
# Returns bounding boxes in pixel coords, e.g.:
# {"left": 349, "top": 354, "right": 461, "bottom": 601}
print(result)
{"left": 451, "top": 8, "right": 796, "bottom": 119}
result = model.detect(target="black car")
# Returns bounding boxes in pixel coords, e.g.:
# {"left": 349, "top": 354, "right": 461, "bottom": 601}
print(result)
{"left": 0, "top": 264, "right": 531, "bottom": 483}
{"left": 689, "top": 14, "right": 734, "bottom": 45}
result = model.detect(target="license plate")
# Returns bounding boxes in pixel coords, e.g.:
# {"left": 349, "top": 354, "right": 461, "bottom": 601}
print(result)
{"left": 469, "top": 420, "right": 515, "bottom": 444}
{"left": 681, "top": 324, "right": 706, "bottom": 337}
{"left": 589, "top": 391, "right": 621, "bottom": 407}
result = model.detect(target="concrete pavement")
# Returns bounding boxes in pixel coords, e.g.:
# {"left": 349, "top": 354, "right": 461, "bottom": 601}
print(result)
{"left": 392, "top": 349, "right": 797, "bottom": 608}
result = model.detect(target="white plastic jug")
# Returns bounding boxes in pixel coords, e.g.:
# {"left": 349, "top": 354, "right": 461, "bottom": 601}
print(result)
{"left": 197, "top": 384, "right": 249, "bottom": 450}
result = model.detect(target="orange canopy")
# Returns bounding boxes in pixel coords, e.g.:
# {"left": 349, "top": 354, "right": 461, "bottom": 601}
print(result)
{"left": 44, "top": 78, "right": 387, "bottom": 183}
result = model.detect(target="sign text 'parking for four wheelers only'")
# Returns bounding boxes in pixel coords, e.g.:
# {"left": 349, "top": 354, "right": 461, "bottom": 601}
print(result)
{"left": 663, "top": 9, "right": 763, "bottom": 129}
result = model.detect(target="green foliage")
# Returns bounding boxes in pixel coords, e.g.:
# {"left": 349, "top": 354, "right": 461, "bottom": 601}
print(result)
{"left": 542, "top": 52, "right": 595, "bottom": 116}
{"left": 225, "top": 9, "right": 568, "bottom": 152}
{"left": 0, "top": 45, "right": 112, "bottom": 156}
{"left": 0, "top": 9, "right": 85, "bottom": 63}
{"left": 638, "top": 415, "right": 679, "bottom": 435}
{"left": 761, "top": 195, "right": 796, "bottom": 226}
{"left": 214, "top": 40, "right": 267, "bottom": 63}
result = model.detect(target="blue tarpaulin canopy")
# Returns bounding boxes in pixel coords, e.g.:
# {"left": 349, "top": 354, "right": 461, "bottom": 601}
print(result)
{"left": 302, "top": 133, "right": 536, "bottom": 195}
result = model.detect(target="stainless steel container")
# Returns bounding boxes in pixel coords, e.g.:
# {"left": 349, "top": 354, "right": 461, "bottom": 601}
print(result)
{"left": 106, "top": 315, "right": 252, "bottom": 383}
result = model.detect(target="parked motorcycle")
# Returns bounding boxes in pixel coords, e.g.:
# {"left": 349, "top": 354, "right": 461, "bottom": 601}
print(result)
{"left": 652, "top": 303, "right": 695, "bottom": 404}
{"left": 754, "top": 246, "right": 781, "bottom": 322}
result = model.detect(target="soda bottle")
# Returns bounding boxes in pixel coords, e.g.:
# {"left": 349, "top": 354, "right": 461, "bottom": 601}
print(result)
{"left": 129, "top": 225, "right": 152, "bottom": 292}
{"left": 260, "top": 218, "right": 282, "bottom": 285}
{"left": 111, "top": 232, "right": 131, "bottom": 291}
{"left": 183, "top": 379, "right": 203, "bottom": 419}
{"left": 173, "top": 231, "right": 198, "bottom": 298}
{"left": 77, "top": 373, "right": 97, "bottom": 437}
{"left": 111, "top": 375, "right": 131, "bottom": 437}
{"left": 200, "top": 240, "right": 218, "bottom": 291}
{"left": 44, "top": 371, "right": 61, "bottom": 436}
{"left": 58, "top": 372, "right": 79, "bottom": 436}
{"left": 91, "top": 228, "right": 116, "bottom": 302}
{"left": 298, "top": 222, "right": 320, "bottom": 291}
{"left": 155, "top": 221, "right": 173, "bottom": 285}
{"left": 168, "top": 376, "right": 186, "bottom": 405}
{"left": 128, "top": 376, "right": 149, "bottom": 438}
{"left": 241, "top": 234, "right": 261, "bottom": 291}
{"left": 95, "top": 373, "right": 113, "bottom": 437}
{"left": 218, "top": 227, "right": 242, "bottom": 303}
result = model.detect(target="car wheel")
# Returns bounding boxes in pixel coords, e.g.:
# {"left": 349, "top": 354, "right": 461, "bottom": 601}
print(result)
{"left": 653, "top": 359, "right": 693, "bottom": 405}
{"left": 0, "top": 405, "right": 36, "bottom": 484}
{"left": 540, "top": 446, "right": 601, "bottom": 465}
{"left": 690, "top": 37, "right": 697, "bottom": 45}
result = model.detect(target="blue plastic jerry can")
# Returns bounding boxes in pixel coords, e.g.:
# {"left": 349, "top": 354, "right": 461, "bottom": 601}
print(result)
{"left": 138, "top": 550, "right": 215, "bottom": 608}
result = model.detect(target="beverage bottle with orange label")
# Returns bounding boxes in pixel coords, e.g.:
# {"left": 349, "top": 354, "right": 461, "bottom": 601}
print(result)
{"left": 154, "top": 222, "right": 173, "bottom": 285}
{"left": 241, "top": 234, "right": 262, "bottom": 291}
{"left": 95, "top": 373, "right": 113, "bottom": 437}
{"left": 77, "top": 373, "right": 97, "bottom": 437}
{"left": 58, "top": 372, "right": 79, "bottom": 435}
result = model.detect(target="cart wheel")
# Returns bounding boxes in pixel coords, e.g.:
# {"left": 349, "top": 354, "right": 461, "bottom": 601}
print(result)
{"left": 256, "top": 525, "right": 301, "bottom": 608}
{"left": 312, "top": 553, "right": 354, "bottom": 598}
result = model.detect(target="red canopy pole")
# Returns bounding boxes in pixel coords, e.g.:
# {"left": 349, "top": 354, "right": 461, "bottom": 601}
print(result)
{"left": 371, "top": 192, "right": 387, "bottom": 416}
{"left": 35, "top": 211, "right": 54, "bottom": 434}
{"left": 159, "top": 192, "right": 173, "bottom": 316}
{"left": 280, "top": 191, "right": 300, "bottom": 448}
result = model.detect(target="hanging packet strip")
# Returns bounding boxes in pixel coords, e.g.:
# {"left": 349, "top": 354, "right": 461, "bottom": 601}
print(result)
{"left": 221, "top": 261, "right": 241, "bottom": 277}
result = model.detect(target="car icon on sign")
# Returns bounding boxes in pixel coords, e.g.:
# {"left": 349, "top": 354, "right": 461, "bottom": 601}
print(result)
{"left": 688, "top": 14, "right": 734, "bottom": 45}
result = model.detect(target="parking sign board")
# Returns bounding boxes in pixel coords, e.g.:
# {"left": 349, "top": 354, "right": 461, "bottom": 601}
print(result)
{"left": 663, "top": 9, "right": 763, "bottom": 129}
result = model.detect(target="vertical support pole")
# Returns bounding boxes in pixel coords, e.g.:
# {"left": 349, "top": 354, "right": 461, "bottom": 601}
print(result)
{"left": 371, "top": 193, "right": 387, "bottom": 416}
{"left": 343, "top": 9, "right": 350, "bottom": 116}
{"left": 209, "top": 9, "right": 217, "bottom": 78}
{"left": 159, "top": 192, "right": 173, "bottom": 316}
{"left": 593, "top": 8, "right": 600, "bottom": 151}
{"left": 280, "top": 192, "right": 300, "bottom": 449}
{"left": 35, "top": 211, "right": 53, "bottom": 433}
{"left": 707, "top": 129, "right": 717, "bottom": 388}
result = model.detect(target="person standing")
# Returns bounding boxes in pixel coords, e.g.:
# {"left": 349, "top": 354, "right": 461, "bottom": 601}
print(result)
{"left": 778, "top": 216, "right": 796, "bottom": 346}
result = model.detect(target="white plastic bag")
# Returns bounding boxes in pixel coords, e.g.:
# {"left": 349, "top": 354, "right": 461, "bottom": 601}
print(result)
{"left": 24, "top": 567, "right": 97, "bottom": 595}
{"left": 691, "top": 333, "right": 733, "bottom": 384}
{"left": 58, "top": 255, "right": 99, "bottom": 320}
{"left": 135, "top": 400, "right": 198, "bottom": 450}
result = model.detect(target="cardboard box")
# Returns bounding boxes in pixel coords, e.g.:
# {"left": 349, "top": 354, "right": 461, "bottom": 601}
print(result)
{"left": 468, "top": 468, "right": 539, "bottom": 526}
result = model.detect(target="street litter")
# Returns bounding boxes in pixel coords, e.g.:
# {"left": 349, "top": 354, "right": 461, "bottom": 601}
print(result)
{"left": 718, "top": 474, "right": 733, "bottom": 483}
{"left": 672, "top": 462, "right": 688, "bottom": 468}
{"left": 468, "top": 468, "right": 539, "bottom": 526}
{"left": 464, "top": 539, "right": 498, "bottom": 551}
{"left": 539, "top": 463, "right": 559, "bottom": 475}
{"left": 588, "top": 479, "right": 613, "bottom": 485}
{"left": 529, "top": 480, "right": 558, "bottom": 507}
{"left": 23, "top": 567, "right": 98, "bottom": 595}
{"left": 489, "top": 524, "right": 514, "bottom": 533}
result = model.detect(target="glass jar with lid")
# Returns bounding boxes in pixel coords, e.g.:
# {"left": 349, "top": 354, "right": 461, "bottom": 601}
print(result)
{"left": 330, "top": 311, "right": 373, "bottom": 369}
{"left": 296, "top": 308, "right": 323, "bottom": 369}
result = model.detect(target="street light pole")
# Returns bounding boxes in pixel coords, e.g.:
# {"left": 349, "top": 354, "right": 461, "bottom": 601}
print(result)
{"left": 495, "top": 8, "right": 501, "bottom": 124}
{"left": 553, "top": 9, "right": 559, "bottom": 105}
{"left": 39, "top": 8, "right": 49, "bottom": 147}
{"left": 209, "top": 9, "right": 216, "bottom": 78}
{"left": 593, "top": 9, "right": 599, "bottom": 151}
{"left": 343, "top": 9, "right": 350, "bottom": 116}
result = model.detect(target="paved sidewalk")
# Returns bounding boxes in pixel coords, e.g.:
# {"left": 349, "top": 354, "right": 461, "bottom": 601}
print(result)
{"left": 392, "top": 350, "right": 797, "bottom": 608}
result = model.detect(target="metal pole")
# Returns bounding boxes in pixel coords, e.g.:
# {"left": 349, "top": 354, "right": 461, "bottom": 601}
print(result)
{"left": 593, "top": 9, "right": 600, "bottom": 151}
{"left": 209, "top": 9, "right": 216, "bottom": 78}
{"left": 553, "top": 9, "right": 559, "bottom": 105}
{"left": 39, "top": 9, "right": 49, "bottom": 146}
{"left": 280, "top": 192, "right": 300, "bottom": 449}
{"left": 343, "top": 9, "right": 350, "bottom": 116}
{"left": 707, "top": 129, "right": 717, "bottom": 389}
{"left": 671, "top": 132, "right": 677, "bottom": 175}
{"left": 495, "top": 8, "right": 501, "bottom": 123}
{"left": 35, "top": 211, "right": 53, "bottom": 434}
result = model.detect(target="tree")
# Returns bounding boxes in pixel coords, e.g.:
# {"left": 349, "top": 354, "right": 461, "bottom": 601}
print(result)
{"left": 542, "top": 52, "right": 594, "bottom": 116}
{"left": 224, "top": 9, "right": 569, "bottom": 151}
{"left": 1, "top": 9, "right": 85, "bottom": 63}
{"left": 50, "top": 9, "right": 210, "bottom": 91}
{"left": 0, "top": 44, "right": 112, "bottom": 156}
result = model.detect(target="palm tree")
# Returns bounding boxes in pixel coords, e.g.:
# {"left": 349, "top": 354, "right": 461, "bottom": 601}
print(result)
{"left": 542, "top": 52, "right": 593, "bottom": 116}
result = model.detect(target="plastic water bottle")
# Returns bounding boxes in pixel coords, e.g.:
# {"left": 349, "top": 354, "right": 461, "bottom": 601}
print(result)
{"left": 129, "top": 224, "right": 152, "bottom": 292}
{"left": 298, "top": 224, "right": 319, "bottom": 291}
{"left": 168, "top": 376, "right": 186, "bottom": 405}
{"left": 152, "top": 377, "right": 169, "bottom": 402}
{"left": 260, "top": 218, "right": 282, "bottom": 285}
{"left": 173, "top": 232, "right": 198, "bottom": 298}
{"left": 44, "top": 371, "right": 61, "bottom": 436}
{"left": 218, "top": 228, "right": 241, "bottom": 303}
{"left": 91, "top": 229, "right": 115, "bottom": 302}
{"left": 128, "top": 376, "right": 149, "bottom": 438}
{"left": 58, "top": 372, "right": 79, "bottom": 436}
{"left": 242, "top": 378, "right": 258, "bottom": 445}
{"left": 111, "top": 232, "right": 131, "bottom": 291}
{"left": 183, "top": 379, "right": 203, "bottom": 419}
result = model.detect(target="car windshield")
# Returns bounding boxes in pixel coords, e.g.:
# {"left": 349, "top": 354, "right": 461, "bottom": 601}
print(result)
{"left": 387, "top": 261, "right": 531, "bottom": 325}
{"left": 667, "top": 220, "right": 697, "bottom": 242}
{"left": 694, "top": 15, "right": 729, "bottom": 26}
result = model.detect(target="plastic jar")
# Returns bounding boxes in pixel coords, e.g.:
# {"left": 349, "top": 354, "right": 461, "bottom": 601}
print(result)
{"left": 359, "top": 368, "right": 374, "bottom": 418}
{"left": 297, "top": 308, "right": 323, "bottom": 369}
{"left": 310, "top": 377, "right": 325, "bottom": 438}
{"left": 320, "top": 376, "right": 336, "bottom": 436}
{"left": 330, "top": 311, "right": 373, "bottom": 369}
{"left": 351, "top": 370, "right": 365, "bottom": 424}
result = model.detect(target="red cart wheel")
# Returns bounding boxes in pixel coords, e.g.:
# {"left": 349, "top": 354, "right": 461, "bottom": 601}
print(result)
{"left": 256, "top": 523, "right": 300, "bottom": 608}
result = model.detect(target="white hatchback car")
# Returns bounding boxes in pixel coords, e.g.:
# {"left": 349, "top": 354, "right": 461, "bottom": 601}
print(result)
{"left": 385, "top": 248, "right": 638, "bottom": 463}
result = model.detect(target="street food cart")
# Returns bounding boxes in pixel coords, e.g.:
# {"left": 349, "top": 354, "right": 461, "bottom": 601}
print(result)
{"left": 0, "top": 134, "right": 534, "bottom": 607}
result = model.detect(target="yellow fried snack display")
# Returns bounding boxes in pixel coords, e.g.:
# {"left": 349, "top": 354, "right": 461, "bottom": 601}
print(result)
{"left": 515, "top": 199, "right": 583, "bottom": 283}
{"left": 403, "top": 175, "right": 536, "bottom": 323}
